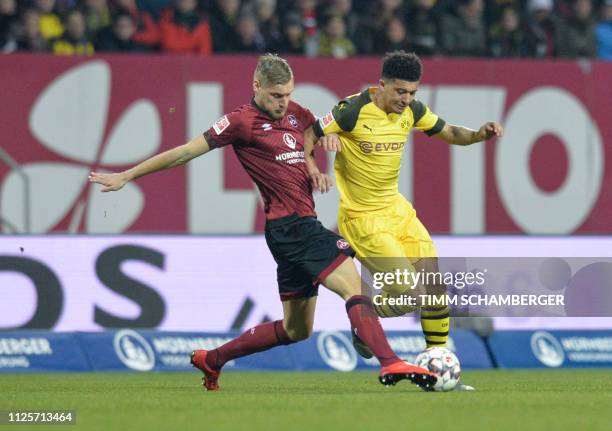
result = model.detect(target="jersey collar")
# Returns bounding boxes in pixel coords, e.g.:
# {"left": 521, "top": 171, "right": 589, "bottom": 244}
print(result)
{"left": 251, "top": 98, "right": 282, "bottom": 122}
{"left": 366, "top": 87, "right": 385, "bottom": 113}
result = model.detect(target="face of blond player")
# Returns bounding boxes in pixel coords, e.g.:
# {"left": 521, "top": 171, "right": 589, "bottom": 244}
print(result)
{"left": 253, "top": 78, "right": 295, "bottom": 120}
{"left": 377, "top": 78, "right": 419, "bottom": 114}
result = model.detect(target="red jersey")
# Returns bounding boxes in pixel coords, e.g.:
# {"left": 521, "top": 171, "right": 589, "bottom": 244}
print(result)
{"left": 203, "top": 100, "right": 317, "bottom": 220}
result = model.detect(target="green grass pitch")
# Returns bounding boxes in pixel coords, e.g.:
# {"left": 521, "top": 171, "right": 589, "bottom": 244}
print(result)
{"left": 1, "top": 370, "right": 611, "bottom": 431}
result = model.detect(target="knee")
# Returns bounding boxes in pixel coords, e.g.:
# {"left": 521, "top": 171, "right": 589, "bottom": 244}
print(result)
{"left": 332, "top": 280, "right": 360, "bottom": 301}
{"left": 284, "top": 325, "right": 313, "bottom": 342}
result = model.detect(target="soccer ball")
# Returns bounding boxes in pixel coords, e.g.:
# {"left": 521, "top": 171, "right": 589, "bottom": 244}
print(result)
{"left": 415, "top": 347, "right": 461, "bottom": 391}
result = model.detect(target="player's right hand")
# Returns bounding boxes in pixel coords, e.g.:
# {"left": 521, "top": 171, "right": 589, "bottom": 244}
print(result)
{"left": 317, "top": 134, "right": 342, "bottom": 152}
{"left": 88, "top": 171, "right": 129, "bottom": 192}
{"left": 309, "top": 172, "right": 333, "bottom": 194}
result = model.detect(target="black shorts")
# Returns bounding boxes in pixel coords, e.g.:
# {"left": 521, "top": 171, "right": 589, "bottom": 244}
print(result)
{"left": 265, "top": 214, "right": 356, "bottom": 301}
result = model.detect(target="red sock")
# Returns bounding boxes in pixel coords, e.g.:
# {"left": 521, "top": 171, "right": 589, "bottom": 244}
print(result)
{"left": 205, "top": 320, "right": 294, "bottom": 370}
{"left": 346, "top": 295, "right": 400, "bottom": 367}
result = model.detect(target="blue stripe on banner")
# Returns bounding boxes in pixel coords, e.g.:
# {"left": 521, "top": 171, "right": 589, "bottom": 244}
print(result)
{"left": 76, "top": 330, "right": 296, "bottom": 372}
{"left": 291, "top": 330, "right": 492, "bottom": 371}
{"left": 488, "top": 330, "right": 612, "bottom": 368}
{"left": 75, "top": 329, "right": 492, "bottom": 372}
{"left": 1, "top": 329, "right": 492, "bottom": 372}
{"left": 0, "top": 331, "right": 90, "bottom": 372}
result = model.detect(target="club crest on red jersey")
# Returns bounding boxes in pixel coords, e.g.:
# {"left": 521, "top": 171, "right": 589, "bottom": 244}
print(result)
{"left": 336, "top": 239, "right": 350, "bottom": 250}
{"left": 283, "top": 133, "right": 297, "bottom": 149}
{"left": 213, "top": 115, "right": 230, "bottom": 135}
{"left": 288, "top": 114, "right": 298, "bottom": 128}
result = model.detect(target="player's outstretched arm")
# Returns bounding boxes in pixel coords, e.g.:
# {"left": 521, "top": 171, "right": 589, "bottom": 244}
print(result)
{"left": 304, "top": 126, "right": 333, "bottom": 193}
{"left": 303, "top": 127, "right": 320, "bottom": 174}
{"left": 435, "top": 122, "right": 503, "bottom": 146}
{"left": 89, "top": 134, "right": 211, "bottom": 192}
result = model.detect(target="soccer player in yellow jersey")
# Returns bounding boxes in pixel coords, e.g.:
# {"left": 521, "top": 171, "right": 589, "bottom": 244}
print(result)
{"left": 304, "top": 51, "right": 503, "bottom": 389}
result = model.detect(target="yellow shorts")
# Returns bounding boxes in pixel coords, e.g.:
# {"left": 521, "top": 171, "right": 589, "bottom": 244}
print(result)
{"left": 338, "top": 195, "right": 437, "bottom": 263}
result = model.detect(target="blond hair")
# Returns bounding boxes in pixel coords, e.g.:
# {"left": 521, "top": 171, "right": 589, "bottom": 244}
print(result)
{"left": 254, "top": 54, "right": 293, "bottom": 87}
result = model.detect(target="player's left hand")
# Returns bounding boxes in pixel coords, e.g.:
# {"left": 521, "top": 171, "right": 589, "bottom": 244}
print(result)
{"left": 309, "top": 172, "right": 333, "bottom": 193}
{"left": 317, "top": 134, "right": 342, "bottom": 152}
{"left": 478, "top": 122, "right": 504, "bottom": 140}
{"left": 89, "top": 171, "right": 129, "bottom": 192}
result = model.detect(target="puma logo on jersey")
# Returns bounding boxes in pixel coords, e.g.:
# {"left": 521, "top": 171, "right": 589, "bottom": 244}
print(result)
{"left": 363, "top": 124, "right": 374, "bottom": 133}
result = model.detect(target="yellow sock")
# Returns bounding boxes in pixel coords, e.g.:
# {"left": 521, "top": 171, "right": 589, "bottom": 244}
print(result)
{"left": 420, "top": 306, "right": 449, "bottom": 347}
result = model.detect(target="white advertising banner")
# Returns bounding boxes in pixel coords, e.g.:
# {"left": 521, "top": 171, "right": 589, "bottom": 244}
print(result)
{"left": 1, "top": 236, "right": 611, "bottom": 331}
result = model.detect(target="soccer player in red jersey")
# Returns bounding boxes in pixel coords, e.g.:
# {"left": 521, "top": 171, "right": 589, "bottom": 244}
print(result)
{"left": 89, "top": 54, "right": 436, "bottom": 391}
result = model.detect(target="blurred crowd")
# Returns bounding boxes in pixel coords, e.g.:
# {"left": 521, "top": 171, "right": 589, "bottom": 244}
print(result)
{"left": 1, "top": 0, "right": 611, "bottom": 60}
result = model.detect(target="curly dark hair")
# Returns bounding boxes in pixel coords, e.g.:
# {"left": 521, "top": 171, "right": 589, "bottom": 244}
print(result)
{"left": 381, "top": 51, "right": 422, "bottom": 82}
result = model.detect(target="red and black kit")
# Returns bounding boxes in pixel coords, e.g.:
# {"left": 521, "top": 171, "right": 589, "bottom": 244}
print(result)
{"left": 204, "top": 100, "right": 355, "bottom": 299}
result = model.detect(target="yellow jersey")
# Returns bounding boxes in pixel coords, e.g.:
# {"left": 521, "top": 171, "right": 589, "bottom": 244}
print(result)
{"left": 313, "top": 87, "right": 445, "bottom": 216}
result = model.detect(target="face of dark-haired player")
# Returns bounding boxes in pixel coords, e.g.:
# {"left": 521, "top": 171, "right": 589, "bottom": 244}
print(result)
{"left": 378, "top": 78, "right": 418, "bottom": 114}
{"left": 253, "top": 79, "right": 294, "bottom": 120}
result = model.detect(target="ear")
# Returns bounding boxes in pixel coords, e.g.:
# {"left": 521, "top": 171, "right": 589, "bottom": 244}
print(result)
{"left": 378, "top": 79, "right": 386, "bottom": 90}
{"left": 252, "top": 80, "right": 259, "bottom": 94}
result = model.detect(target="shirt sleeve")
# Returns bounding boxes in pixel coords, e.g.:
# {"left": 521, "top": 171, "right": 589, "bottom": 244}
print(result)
{"left": 313, "top": 92, "right": 368, "bottom": 138}
{"left": 312, "top": 102, "right": 348, "bottom": 138}
{"left": 203, "top": 109, "right": 247, "bottom": 150}
{"left": 410, "top": 100, "right": 446, "bottom": 137}
{"left": 300, "top": 106, "right": 317, "bottom": 129}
